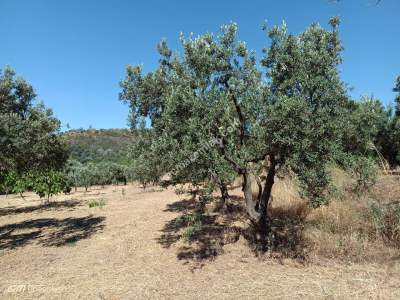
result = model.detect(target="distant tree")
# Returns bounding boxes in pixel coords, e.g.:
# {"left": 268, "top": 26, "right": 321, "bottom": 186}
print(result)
{"left": 339, "top": 97, "right": 389, "bottom": 187}
{"left": 121, "top": 18, "right": 350, "bottom": 248}
{"left": 394, "top": 76, "right": 400, "bottom": 117}
{"left": 389, "top": 76, "right": 400, "bottom": 165}
{"left": 128, "top": 127, "right": 165, "bottom": 189}
{"left": 342, "top": 97, "right": 387, "bottom": 155}
{"left": 77, "top": 164, "right": 94, "bottom": 192}
{"left": 372, "top": 77, "right": 400, "bottom": 168}
{"left": 65, "top": 159, "right": 83, "bottom": 191}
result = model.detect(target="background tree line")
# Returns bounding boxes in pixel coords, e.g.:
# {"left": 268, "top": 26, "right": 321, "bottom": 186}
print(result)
{"left": 0, "top": 68, "right": 137, "bottom": 200}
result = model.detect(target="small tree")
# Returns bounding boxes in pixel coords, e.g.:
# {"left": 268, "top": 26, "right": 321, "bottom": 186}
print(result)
{"left": 12, "top": 174, "right": 34, "bottom": 198}
{"left": 32, "top": 171, "right": 67, "bottom": 203}
{"left": 76, "top": 165, "right": 94, "bottom": 192}
{"left": 0, "top": 172, "right": 18, "bottom": 196}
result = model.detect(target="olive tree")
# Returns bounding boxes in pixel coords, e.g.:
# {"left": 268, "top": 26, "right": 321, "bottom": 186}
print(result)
{"left": 120, "top": 18, "right": 349, "bottom": 247}
{"left": 0, "top": 67, "right": 67, "bottom": 178}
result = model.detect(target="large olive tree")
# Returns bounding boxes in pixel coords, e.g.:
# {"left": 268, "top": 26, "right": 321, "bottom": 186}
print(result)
{"left": 120, "top": 18, "right": 349, "bottom": 246}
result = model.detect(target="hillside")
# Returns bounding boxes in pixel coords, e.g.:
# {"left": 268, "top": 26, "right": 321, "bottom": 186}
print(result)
{"left": 63, "top": 128, "right": 136, "bottom": 164}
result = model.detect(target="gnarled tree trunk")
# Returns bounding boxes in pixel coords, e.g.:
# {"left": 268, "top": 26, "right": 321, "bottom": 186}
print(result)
{"left": 242, "top": 155, "right": 276, "bottom": 250}
{"left": 211, "top": 172, "right": 230, "bottom": 209}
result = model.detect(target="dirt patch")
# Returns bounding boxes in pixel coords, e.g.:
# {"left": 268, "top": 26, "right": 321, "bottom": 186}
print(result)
{"left": 1, "top": 184, "right": 399, "bottom": 299}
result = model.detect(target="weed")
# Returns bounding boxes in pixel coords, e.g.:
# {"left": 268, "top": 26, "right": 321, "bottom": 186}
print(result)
{"left": 368, "top": 200, "right": 400, "bottom": 247}
{"left": 88, "top": 198, "right": 106, "bottom": 208}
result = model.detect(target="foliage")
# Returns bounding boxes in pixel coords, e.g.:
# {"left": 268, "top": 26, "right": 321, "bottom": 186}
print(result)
{"left": 88, "top": 198, "right": 106, "bottom": 208}
{"left": 350, "top": 156, "right": 378, "bottom": 193}
{"left": 129, "top": 127, "right": 165, "bottom": 188}
{"left": 0, "top": 67, "right": 67, "bottom": 177}
{"left": 12, "top": 174, "right": 33, "bottom": 197}
{"left": 64, "top": 159, "right": 130, "bottom": 191}
{"left": 175, "top": 213, "right": 204, "bottom": 242}
{"left": 64, "top": 128, "right": 135, "bottom": 164}
{"left": 339, "top": 95, "right": 400, "bottom": 169}
{"left": 0, "top": 172, "right": 18, "bottom": 195}
{"left": 31, "top": 170, "right": 68, "bottom": 200}
{"left": 394, "top": 76, "right": 400, "bottom": 117}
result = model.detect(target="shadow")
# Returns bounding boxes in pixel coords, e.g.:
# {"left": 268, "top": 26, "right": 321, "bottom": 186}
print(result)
{"left": 157, "top": 195, "right": 245, "bottom": 268}
{"left": 164, "top": 198, "right": 197, "bottom": 213}
{"left": 0, "top": 215, "right": 105, "bottom": 250}
{"left": 0, "top": 200, "right": 81, "bottom": 217}
{"left": 266, "top": 201, "right": 310, "bottom": 259}
{"left": 157, "top": 194, "right": 309, "bottom": 267}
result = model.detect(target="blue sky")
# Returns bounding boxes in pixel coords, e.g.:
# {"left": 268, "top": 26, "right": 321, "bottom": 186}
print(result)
{"left": 1, "top": 0, "right": 399, "bottom": 129}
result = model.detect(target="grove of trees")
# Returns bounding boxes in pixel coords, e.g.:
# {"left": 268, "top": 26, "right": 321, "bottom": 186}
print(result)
{"left": 0, "top": 68, "right": 133, "bottom": 199}
{"left": 0, "top": 67, "right": 69, "bottom": 200}
{"left": 1, "top": 17, "right": 399, "bottom": 250}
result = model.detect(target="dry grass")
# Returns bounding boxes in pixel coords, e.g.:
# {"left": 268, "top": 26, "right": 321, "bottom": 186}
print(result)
{"left": 0, "top": 178, "right": 399, "bottom": 299}
{"left": 264, "top": 170, "right": 400, "bottom": 263}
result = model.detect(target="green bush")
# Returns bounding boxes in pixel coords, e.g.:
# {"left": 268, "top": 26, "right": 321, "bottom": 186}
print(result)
{"left": 88, "top": 198, "right": 106, "bottom": 208}
{"left": 32, "top": 171, "right": 68, "bottom": 201}
{"left": 351, "top": 157, "right": 378, "bottom": 193}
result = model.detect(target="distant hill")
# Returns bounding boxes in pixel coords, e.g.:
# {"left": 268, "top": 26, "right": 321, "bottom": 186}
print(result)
{"left": 63, "top": 128, "right": 136, "bottom": 164}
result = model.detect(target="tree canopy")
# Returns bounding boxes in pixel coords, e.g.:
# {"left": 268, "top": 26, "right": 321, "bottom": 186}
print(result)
{"left": 0, "top": 67, "right": 67, "bottom": 176}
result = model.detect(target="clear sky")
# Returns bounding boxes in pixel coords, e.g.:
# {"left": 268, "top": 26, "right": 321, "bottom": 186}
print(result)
{"left": 1, "top": 0, "right": 399, "bottom": 130}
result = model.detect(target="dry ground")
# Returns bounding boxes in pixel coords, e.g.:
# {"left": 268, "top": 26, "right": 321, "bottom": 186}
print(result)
{"left": 1, "top": 183, "right": 399, "bottom": 299}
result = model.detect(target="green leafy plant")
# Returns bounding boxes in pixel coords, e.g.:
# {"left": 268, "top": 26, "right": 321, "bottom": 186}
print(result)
{"left": 32, "top": 170, "right": 67, "bottom": 202}
{"left": 0, "top": 172, "right": 18, "bottom": 196}
{"left": 88, "top": 198, "right": 106, "bottom": 208}
{"left": 12, "top": 175, "right": 32, "bottom": 198}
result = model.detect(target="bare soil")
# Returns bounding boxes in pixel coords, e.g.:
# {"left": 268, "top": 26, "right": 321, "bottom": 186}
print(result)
{"left": 1, "top": 184, "right": 399, "bottom": 299}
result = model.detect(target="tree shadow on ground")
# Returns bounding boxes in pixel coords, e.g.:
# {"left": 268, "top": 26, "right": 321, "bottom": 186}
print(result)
{"left": 0, "top": 200, "right": 81, "bottom": 217}
{"left": 157, "top": 195, "right": 249, "bottom": 268}
{"left": 157, "top": 194, "right": 308, "bottom": 268}
{"left": 0, "top": 215, "right": 105, "bottom": 250}
{"left": 266, "top": 202, "right": 309, "bottom": 260}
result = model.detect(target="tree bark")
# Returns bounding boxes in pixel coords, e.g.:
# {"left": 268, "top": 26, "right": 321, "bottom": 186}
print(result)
{"left": 219, "top": 183, "right": 229, "bottom": 201}
{"left": 257, "top": 154, "right": 276, "bottom": 250}
{"left": 242, "top": 172, "right": 261, "bottom": 222}
{"left": 211, "top": 172, "right": 229, "bottom": 209}
{"left": 242, "top": 154, "right": 276, "bottom": 250}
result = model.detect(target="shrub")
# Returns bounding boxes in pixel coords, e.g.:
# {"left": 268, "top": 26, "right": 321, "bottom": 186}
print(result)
{"left": 351, "top": 157, "right": 378, "bottom": 193}
{"left": 369, "top": 200, "right": 400, "bottom": 247}
{"left": 32, "top": 170, "right": 68, "bottom": 202}
{"left": 88, "top": 198, "right": 106, "bottom": 208}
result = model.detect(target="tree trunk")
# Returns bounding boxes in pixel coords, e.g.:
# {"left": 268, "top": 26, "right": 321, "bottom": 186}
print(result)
{"left": 242, "top": 172, "right": 261, "bottom": 221}
{"left": 220, "top": 183, "right": 229, "bottom": 202}
{"left": 210, "top": 172, "right": 229, "bottom": 209}
{"left": 242, "top": 154, "right": 276, "bottom": 251}
{"left": 257, "top": 155, "right": 276, "bottom": 250}
{"left": 215, "top": 182, "right": 229, "bottom": 210}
